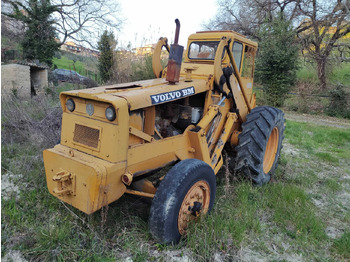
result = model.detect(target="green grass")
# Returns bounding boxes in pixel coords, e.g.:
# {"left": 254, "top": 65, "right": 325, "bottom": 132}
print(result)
{"left": 296, "top": 61, "right": 350, "bottom": 87}
{"left": 329, "top": 63, "right": 350, "bottom": 87}
{"left": 52, "top": 52, "right": 100, "bottom": 82}
{"left": 53, "top": 56, "right": 88, "bottom": 75}
{"left": 263, "top": 183, "right": 325, "bottom": 241}
{"left": 185, "top": 179, "right": 326, "bottom": 260}
{"left": 296, "top": 62, "right": 319, "bottom": 84}
{"left": 324, "top": 178, "right": 342, "bottom": 193}
{"left": 285, "top": 120, "right": 350, "bottom": 163}
{"left": 2, "top": 96, "right": 350, "bottom": 261}
{"left": 332, "top": 232, "right": 350, "bottom": 259}
{"left": 186, "top": 183, "right": 262, "bottom": 259}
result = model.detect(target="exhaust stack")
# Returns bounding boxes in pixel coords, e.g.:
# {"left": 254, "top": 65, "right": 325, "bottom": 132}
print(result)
{"left": 166, "top": 19, "right": 184, "bottom": 84}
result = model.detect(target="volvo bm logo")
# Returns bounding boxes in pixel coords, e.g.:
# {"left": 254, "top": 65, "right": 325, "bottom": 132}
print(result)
{"left": 150, "top": 86, "right": 195, "bottom": 105}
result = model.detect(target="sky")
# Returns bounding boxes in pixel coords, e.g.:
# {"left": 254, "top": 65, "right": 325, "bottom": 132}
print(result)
{"left": 116, "top": 0, "right": 218, "bottom": 48}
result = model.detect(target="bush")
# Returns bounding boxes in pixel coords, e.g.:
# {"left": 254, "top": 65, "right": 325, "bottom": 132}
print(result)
{"left": 255, "top": 17, "right": 299, "bottom": 107}
{"left": 82, "top": 78, "right": 98, "bottom": 88}
{"left": 326, "top": 84, "right": 350, "bottom": 119}
{"left": 1, "top": 95, "right": 61, "bottom": 148}
{"left": 131, "top": 54, "right": 155, "bottom": 81}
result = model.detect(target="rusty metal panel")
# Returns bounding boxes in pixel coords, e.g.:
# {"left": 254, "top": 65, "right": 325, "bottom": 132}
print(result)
{"left": 166, "top": 44, "right": 184, "bottom": 83}
{"left": 166, "top": 19, "right": 184, "bottom": 84}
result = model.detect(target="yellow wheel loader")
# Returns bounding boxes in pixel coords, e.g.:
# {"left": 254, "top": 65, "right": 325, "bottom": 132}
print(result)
{"left": 43, "top": 19, "right": 285, "bottom": 244}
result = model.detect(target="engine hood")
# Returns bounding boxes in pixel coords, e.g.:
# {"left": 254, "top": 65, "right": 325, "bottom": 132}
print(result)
{"left": 61, "top": 78, "right": 210, "bottom": 110}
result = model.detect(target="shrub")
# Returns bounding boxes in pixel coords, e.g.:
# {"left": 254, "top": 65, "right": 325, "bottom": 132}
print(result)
{"left": 98, "top": 31, "right": 116, "bottom": 83}
{"left": 1, "top": 95, "right": 61, "bottom": 148}
{"left": 131, "top": 54, "right": 155, "bottom": 81}
{"left": 325, "top": 84, "right": 350, "bottom": 119}
{"left": 255, "top": 17, "right": 299, "bottom": 107}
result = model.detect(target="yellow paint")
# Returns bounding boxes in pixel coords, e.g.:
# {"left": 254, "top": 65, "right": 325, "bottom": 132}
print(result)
{"left": 152, "top": 37, "right": 170, "bottom": 78}
{"left": 43, "top": 30, "right": 258, "bottom": 214}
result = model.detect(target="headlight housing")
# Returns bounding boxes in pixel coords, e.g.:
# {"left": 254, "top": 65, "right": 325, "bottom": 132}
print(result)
{"left": 66, "top": 98, "right": 75, "bottom": 112}
{"left": 105, "top": 106, "right": 116, "bottom": 121}
{"left": 86, "top": 103, "right": 94, "bottom": 116}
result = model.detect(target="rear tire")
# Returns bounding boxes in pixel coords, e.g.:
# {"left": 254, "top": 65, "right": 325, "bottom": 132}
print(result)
{"left": 234, "top": 106, "right": 285, "bottom": 185}
{"left": 149, "top": 159, "right": 216, "bottom": 244}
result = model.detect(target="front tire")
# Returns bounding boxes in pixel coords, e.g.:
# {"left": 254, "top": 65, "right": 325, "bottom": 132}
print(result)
{"left": 149, "top": 159, "right": 216, "bottom": 244}
{"left": 234, "top": 106, "right": 285, "bottom": 185}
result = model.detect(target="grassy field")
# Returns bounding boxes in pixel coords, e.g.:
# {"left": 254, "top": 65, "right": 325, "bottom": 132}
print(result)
{"left": 52, "top": 55, "right": 87, "bottom": 73}
{"left": 52, "top": 52, "right": 100, "bottom": 82}
{"left": 296, "top": 61, "right": 350, "bottom": 87}
{"left": 2, "top": 94, "right": 350, "bottom": 261}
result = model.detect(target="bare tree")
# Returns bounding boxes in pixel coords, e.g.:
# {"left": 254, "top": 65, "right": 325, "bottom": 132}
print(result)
{"left": 205, "top": 0, "right": 300, "bottom": 40}
{"left": 2, "top": 0, "right": 123, "bottom": 48}
{"left": 206, "top": 0, "right": 350, "bottom": 89}
{"left": 296, "top": 0, "right": 350, "bottom": 89}
{"left": 52, "top": 0, "right": 122, "bottom": 47}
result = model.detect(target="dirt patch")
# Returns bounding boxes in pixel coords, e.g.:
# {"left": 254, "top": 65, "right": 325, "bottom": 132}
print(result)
{"left": 282, "top": 142, "right": 300, "bottom": 156}
{"left": 284, "top": 111, "right": 350, "bottom": 129}
{"left": 2, "top": 250, "right": 27, "bottom": 262}
{"left": 148, "top": 250, "right": 193, "bottom": 262}
{"left": 234, "top": 240, "right": 305, "bottom": 262}
{"left": 1, "top": 173, "right": 22, "bottom": 201}
{"left": 326, "top": 225, "right": 345, "bottom": 239}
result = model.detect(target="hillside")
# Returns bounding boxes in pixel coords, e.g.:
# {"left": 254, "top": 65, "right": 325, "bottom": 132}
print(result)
{"left": 52, "top": 51, "right": 99, "bottom": 81}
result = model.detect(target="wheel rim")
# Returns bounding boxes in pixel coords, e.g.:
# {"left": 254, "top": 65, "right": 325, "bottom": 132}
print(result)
{"left": 177, "top": 181, "right": 210, "bottom": 235}
{"left": 263, "top": 127, "right": 279, "bottom": 174}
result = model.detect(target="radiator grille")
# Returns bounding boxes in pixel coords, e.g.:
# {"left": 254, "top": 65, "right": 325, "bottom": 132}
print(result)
{"left": 73, "top": 124, "right": 100, "bottom": 148}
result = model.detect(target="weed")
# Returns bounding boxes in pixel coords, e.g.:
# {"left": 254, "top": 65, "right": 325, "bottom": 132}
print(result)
{"left": 11, "top": 88, "right": 18, "bottom": 98}
{"left": 262, "top": 183, "right": 326, "bottom": 242}
{"left": 323, "top": 178, "right": 342, "bottom": 193}
{"left": 130, "top": 54, "right": 155, "bottom": 82}
{"left": 332, "top": 232, "right": 350, "bottom": 259}
{"left": 315, "top": 152, "right": 340, "bottom": 163}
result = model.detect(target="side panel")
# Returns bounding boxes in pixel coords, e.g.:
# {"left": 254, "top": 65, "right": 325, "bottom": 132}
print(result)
{"left": 127, "top": 134, "right": 193, "bottom": 176}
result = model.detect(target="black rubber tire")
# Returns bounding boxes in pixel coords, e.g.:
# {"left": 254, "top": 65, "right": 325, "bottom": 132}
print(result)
{"left": 234, "top": 106, "right": 285, "bottom": 185}
{"left": 149, "top": 159, "right": 216, "bottom": 244}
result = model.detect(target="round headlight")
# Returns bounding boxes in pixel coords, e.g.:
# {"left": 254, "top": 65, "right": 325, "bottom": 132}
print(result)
{"left": 66, "top": 98, "right": 75, "bottom": 112}
{"left": 86, "top": 103, "right": 94, "bottom": 116}
{"left": 105, "top": 106, "right": 116, "bottom": 121}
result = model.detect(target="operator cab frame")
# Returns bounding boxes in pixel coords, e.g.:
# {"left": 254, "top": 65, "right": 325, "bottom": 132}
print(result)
{"left": 184, "top": 30, "right": 258, "bottom": 78}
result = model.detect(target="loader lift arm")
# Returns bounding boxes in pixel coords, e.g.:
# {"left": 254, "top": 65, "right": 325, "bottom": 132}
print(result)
{"left": 213, "top": 37, "right": 252, "bottom": 114}
{"left": 152, "top": 37, "right": 170, "bottom": 78}
{"left": 189, "top": 96, "right": 238, "bottom": 174}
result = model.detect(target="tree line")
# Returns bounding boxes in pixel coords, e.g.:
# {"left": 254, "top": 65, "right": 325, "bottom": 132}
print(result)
{"left": 2, "top": 0, "right": 349, "bottom": 105}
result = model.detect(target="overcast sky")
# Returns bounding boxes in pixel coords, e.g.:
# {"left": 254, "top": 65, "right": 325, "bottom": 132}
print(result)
{"left": 117, "top": 0, "right": 218, "bottom": 48}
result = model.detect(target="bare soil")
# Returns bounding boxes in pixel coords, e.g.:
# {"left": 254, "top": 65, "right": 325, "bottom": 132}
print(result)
{"left": 284, "top": 111, "right": 350, "bottom": 129}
